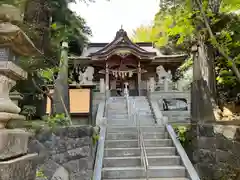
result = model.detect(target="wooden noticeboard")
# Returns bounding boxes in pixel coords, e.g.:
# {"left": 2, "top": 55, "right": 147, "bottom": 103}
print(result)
{"left": 46, "top": 89, "right": 90, "bottom": 114}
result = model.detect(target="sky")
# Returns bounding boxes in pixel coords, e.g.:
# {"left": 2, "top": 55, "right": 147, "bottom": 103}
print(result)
{"left": 69, "top": 0, "right": 160, "bottom": 42}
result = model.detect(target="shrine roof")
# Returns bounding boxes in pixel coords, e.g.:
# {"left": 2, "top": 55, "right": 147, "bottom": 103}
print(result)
{"left": 70, "top": 29, "right": 188, "bottom": 64}
{"left": 81, "top": 42, "right": 162, "bottom": 57}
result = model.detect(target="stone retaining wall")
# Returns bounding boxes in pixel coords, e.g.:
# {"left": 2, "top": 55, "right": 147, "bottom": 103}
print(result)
{"left": 28, "top": 126, "right": 97, "bottom": 180}
{"left": 189, "top": 123, "right": 240, "bottom": 180}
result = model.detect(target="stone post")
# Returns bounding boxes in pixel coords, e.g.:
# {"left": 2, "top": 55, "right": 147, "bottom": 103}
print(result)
{"left": 177, "top": 81, "right": 183, "bottom": 91}
{"left": 164, "top": 78, "right": 169, "bottom": 92}
{"left": 0, "top": 21, "right": 40, "bottom": 180}
{"left": 100, "top": 78, "right": 105, "bottom": 93}
{"left": 149, "top": 77, "right": 155, "bottom": 92}
{"left": 53, "top": 42, "right": 70, "bottom": 115}
{"left": 105, "top": 63, "right": 110, "bottom": 98}
{"left": 137, "top": 62, "right": 141, "bottom": 96}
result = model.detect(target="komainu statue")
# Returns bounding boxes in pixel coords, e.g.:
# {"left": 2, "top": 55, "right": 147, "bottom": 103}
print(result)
{"left": 156, "top": 65, "right": 168, "bottom": 84}
{"left": 79, "top": 66, "right": 95, "bottom": 85}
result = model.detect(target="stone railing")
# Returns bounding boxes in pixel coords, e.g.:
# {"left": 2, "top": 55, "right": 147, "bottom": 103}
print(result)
{"left": 148, "top": 91, "right": 191, "bottom": 124}
{"left": 147, "top": 96, "right": 200, "bottom": 180}
{"left": 148, "top": 98, "right": 168, "bottom": 125}
{"left": 93, "top": 100, "right": 107, "bottom": 180}
{"left": 95, "top": 101, "right": 105, "bottom": 126}
{"left": 166, "top": 125, "right": 200, "bottom": 180}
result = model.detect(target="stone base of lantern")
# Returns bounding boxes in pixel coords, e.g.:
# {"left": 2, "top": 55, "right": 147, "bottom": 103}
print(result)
{"left": 0, "top": 153, "right": 38, "bottom": 180}
{"left": 0, "top": 112, "right": 25, "bottom": 129}
{"left": 0, "top": 128, "right": 38, "bottom": 180}
{"left": 0, "top": 129, "right": 31, "bottom": 160}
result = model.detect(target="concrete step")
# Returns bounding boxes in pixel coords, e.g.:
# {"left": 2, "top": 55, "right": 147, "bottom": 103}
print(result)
{"left": 104, "top": 147, "right": 176, "bottom": 157}
{"left": 108, "top": 116, "right": 155, "bottom": 120}
{"left": 105, "top": 139, "right": 172, "bottom": 148}
{"left": 107, "top": 120, "right": 155, "bottom": 126}
{"left": 106, "top": 132, "right": 166, "bottom": 140}
{"left": 148, "top": 155, "right": 180, "bottom": 166}
{"left": 108, "top": 112, "right": 128, "bottom": 115}
{"left": 108, "top": 115, "right": 129, "bottom": 118}
{"left": 102, "top": 166, "right": 186, "bottom": 179}
{"left": 108, "top": 108, "right": 127, "bottom": 111}
{"left": 103, "top": 156, "right": 180, "bottom": 167}
{"left": 107, "top": 111, "right": 127, "bottom": 114}
{"left": 102, "top": 178, "right": 189, "bottom": 180}
{"left": 106, "top": 126, "right": 165, "bottom": 133}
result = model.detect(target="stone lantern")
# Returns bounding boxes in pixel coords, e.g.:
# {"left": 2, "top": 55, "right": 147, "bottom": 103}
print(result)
{"left": 0, "top": 22, "right": 41, "bottom": 179}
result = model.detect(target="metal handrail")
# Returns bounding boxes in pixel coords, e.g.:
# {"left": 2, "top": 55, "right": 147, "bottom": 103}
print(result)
{"left": 124, "top": 87, "right": 130, "bottom": 120}
{"left": 134, "top": 105, "right": 149, "bottom": 180}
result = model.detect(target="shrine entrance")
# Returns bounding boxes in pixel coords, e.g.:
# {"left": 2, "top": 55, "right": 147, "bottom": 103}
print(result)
{"left": 106, "top": 54, "right": 140, "bottom": 96}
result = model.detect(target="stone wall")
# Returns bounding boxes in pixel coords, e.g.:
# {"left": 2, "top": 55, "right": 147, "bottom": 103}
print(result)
{"left": 189, "top": 123, "right": 240, "bottom": 180}
{"left": 28, "top": 126, "right": 97, "bottom": 180}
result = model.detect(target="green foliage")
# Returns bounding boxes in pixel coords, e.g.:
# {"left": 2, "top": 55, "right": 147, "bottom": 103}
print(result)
{"left": 130, "top": 25, "right": 157, "bottom": 42}
{"left": 21, "top": 105, "right": 36, "bottom": 120}
{"left": 174, "top": 125, "right": 191, "bottom": 148}
{"left": 1, "top": 0, "right": 93, "bottom": 118}
{"left": 36, "top": 168, "right": 47, "bottom": 179}
{"left": 43, "top": 113, "right": 71, "bottom": 129}
{"left": 151, "top": 0, "right": 240, "bottom": 102}
{"left": 38, "top": 67, "right": 59, "bottom": 84}
{"left": 92, "top": 126, "right": 100, "bottom": 145}
{"left": 92, "top": 134, "right": 99, "bottom": 145}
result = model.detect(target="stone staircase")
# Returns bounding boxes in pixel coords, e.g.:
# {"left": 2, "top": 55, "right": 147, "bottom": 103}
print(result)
{"left": 101, "top": 96, "right": 189, "bottom": 179}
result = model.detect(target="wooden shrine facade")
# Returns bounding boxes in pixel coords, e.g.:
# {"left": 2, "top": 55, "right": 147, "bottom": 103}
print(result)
{"left": 69, "top": 28, "right": 187, "bottom": 96}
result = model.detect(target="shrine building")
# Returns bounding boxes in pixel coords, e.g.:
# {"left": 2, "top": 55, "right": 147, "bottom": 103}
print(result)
{"left": 46, "top": 28, "right": 189, "bottom": 124}
{"left": 69, "top": 28, "right": 187, "bottom": 96}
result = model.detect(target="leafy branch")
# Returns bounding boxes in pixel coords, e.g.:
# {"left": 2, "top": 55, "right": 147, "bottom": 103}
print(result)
{"left": 195, "top": 0, "right": 240, "bottom": 82}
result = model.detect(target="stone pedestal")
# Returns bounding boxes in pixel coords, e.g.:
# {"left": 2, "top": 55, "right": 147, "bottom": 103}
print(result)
{"left": 0, "top": 129, "right": 38, "bottom": 180}
{"left": 149, "top": 77, "right": 155, "bottom": 92}
{"left": 0, "top": 125, "right": 38, "bottom": 180}
{"left": 0, "top": 154, "right": 38, "bottom": 180}
{"left": 164, "top": 79, "right": 168, "bottom": 91}
{"left": 100, "top": 78, "right": 105, "bottom": 93}
{"left": 0, "top": 129, "right": 30, "bottom": 160}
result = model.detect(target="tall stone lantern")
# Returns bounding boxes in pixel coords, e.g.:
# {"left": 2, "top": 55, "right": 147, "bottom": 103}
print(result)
{"left": 0, "top": 22, "right": 42, "bottom": 179}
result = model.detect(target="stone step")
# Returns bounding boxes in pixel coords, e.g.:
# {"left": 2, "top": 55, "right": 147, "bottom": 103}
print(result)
{"left": 103, "top": 156, "right": 180, "bottom": 167}
{"left": 106, "top": 126, "right": 165, "bottom": 133}
{"left": 105, "top": 139, "right": 172, "bottom": 148}
{"left": 102, "top": 166, "right": 186, "bottom": 179}
{"left": 104, "top": 147, "right": 176, "bottom": 157}
{"left": 107, "top": 111, "right": 128, "bottom": 114}
{"left": 108, "top": 114, "right": 154, "bottom": 119}
{"left": 108, "top": 118, "right": 155, "bottom": 121}
{"left": 106, "top": 132, "right": 166, "bottom": 140}
{"left": 108, "top": 114, "right": 129, "bottom": 118}
{"left": 108, "top": 108, "right": 127, "bottom": 111}
{"left": 107, "top": 120, "right": 155, "bottom": 126}
{"left": 102, "top": 178, "right": 189, "bottom": 180}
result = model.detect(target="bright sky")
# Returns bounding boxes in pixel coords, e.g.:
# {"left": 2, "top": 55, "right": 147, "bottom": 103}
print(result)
{"left": 69, "top": 0, "right": 160, "bottom": 42}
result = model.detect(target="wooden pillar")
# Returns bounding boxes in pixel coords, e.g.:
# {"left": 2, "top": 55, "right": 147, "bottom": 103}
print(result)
{"left": 105, "top": 63, "right": 110, "bottom": 98}
{"left": 137, "top": 61, "right": 141, "bottom": 96}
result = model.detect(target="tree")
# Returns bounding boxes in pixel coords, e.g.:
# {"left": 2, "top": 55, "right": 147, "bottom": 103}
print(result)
{"left": 0, "top": 0, "right": 93, "bottom": 119}
{"left": 131, "top": 25, "right": 156, "bottom": 42}
{"left": 152, "top": 0, "right": 240, "bottom": 102}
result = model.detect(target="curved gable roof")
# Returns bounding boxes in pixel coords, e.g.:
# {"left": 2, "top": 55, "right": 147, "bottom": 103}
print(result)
{"left": 89, "top": 28, "right": 156, "bottom": 58}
